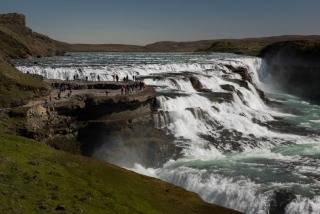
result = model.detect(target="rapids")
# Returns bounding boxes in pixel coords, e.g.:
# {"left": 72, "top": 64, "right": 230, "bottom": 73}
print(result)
{"left": 14, "top": 52, "right": 320, "bottom": 214}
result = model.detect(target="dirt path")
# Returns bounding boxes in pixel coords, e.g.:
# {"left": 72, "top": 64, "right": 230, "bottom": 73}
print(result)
{"left": 24, "top": 79, "right": 147, "bottom": 108}
{"left": 25, "top": 87, "right": 121, "bottom": 108}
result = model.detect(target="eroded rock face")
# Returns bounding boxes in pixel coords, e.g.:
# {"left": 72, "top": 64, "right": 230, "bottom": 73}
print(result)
{"left": 259, "top": 40, "right": 320, "bottom": 102}
{"left": 25, "top": 87, "right": 179, "bottom": 168}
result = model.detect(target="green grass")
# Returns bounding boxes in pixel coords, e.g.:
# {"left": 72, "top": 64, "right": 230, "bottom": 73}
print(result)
{"left": 0, "top": 60, "right": 49, "bottom": 107}
{"left": 0, "top": 130, "right": 240, "bottom": 214}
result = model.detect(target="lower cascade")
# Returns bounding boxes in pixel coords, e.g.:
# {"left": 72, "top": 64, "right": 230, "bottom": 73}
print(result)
{"left": 15, "top": 52, "right": 320, "bottom": 214}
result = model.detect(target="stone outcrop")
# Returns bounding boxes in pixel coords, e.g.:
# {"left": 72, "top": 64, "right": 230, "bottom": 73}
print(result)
{"left": 259, "top": 40, "right": 320, "bottom": 102}
{"left": 25, "top": 86, "right": 178, "bottom": 168}
{"left": 0, "top": 13, "right": 26, "bottom": 26}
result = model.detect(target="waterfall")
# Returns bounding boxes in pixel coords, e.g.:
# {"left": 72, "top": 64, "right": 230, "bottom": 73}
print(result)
{"left": 14, "top": 52, "right": 320, "bottom": 214}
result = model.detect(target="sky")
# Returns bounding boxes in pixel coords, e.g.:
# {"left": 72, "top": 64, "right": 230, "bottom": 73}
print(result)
{"left": 0, "top": 0, "right": 320, "bottom": 45}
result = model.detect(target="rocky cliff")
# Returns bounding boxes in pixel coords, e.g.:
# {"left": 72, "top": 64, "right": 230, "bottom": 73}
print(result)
{"left": 23, "top": 86, "right": 179, "bottom": 168}
{"left": 0, "top": 13, "right": 70, "bottom": 107}
{"left": 0, "top": 13, "right": 26, "bottom": 26}
{"left": 259, "top": 40, "right": 320, "bottom": 102}
{"left": 0, "top": 13, "right": 68, "bottom": 59}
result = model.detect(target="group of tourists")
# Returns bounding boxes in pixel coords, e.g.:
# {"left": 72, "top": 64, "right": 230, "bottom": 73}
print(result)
{"left": 45, "top": 71, "right": 146, "bottom": 108}
{"left": 112, "top": 73, "right": 138, "bottom": 83}
{"left": 112, "top": 73, "right": 119, "bottom": 82}
{"left": 50, "top": 82, "right": 73, "bottom": 101}
{"left": 121, "top": 81, "right": 146, "bottom": 94}
{"left": 73, "top": 69, "right": 140, "bottom": 84}
{"left": 83, "top": 74, "right": 101, "bottom": 82}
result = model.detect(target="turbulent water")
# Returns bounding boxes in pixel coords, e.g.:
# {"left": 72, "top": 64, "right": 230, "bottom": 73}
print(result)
{"left": 15, "top": 52, "right": 320, "bottom": 214}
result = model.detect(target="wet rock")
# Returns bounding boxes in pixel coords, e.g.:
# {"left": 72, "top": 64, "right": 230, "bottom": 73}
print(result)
{"left": 225, "top": 65, "right": 252, "bottom": 83}
{"left": 189, "top": 76, "right": 203, "bottom": 91}
{"left": 220, "top": 84, "right": 235, "bottom": 92}
{"left": 223, "top": 78, "right": 249, "bottom": 90}
{"left": 255, "top": 87, "right": 270, "bottom": 104}
{"left": 200, "top": 92, "right": 234, "bottom": 103}
{"left": 269, "top": 189, "right": 296, "bottom": 214}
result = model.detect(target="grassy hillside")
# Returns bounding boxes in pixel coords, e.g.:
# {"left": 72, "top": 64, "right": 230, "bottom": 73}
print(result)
{"left": 0, "top": 124, "right": 239, "bottom": 214}
{"left": 0, "top": 60, "right": 49, "bottom": 107}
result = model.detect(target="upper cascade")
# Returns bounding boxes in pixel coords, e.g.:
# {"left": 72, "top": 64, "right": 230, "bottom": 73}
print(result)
{"left": 0, "top": 13, "right": 26, "bottom": 26}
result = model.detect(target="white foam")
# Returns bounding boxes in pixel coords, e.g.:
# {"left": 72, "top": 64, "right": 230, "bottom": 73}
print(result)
{"left": 16, "top": 53, "right": 320, "bottom": 214}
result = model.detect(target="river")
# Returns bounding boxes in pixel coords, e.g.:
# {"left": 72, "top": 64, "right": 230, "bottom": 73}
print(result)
{"left": 14, "top": 52, "right": 320, "bottom": 213}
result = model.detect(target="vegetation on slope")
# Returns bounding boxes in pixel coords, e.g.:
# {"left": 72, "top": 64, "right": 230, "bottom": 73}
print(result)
{"left": 0, "top": 60, "right": 49, "bottom": 108}
{"left": 0, "top": 122, "right": 240, "bottom": 214}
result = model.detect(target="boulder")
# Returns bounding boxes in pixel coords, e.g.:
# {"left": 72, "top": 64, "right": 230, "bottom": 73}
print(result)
{"left": 189, "top": 76, "right": 203, "bottom": 91}
{"left": 220, "top": 84, "right": 235, "bottom": 92}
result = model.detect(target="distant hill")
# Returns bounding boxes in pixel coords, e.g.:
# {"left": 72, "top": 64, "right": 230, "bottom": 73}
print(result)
{"left": 145, "top": 40, "right": 214, "bottom": 52}
{"left": 69, "top": 43, "right": 148, "bottom": 52}
{"left": 69, "top": 36, "right": 320, "bottom": 55}
{"left": 199, "top": 35, "right": 320, "bottom": 56}
{"left": 1, "top": 13, "right": 320, "bottom": 57}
